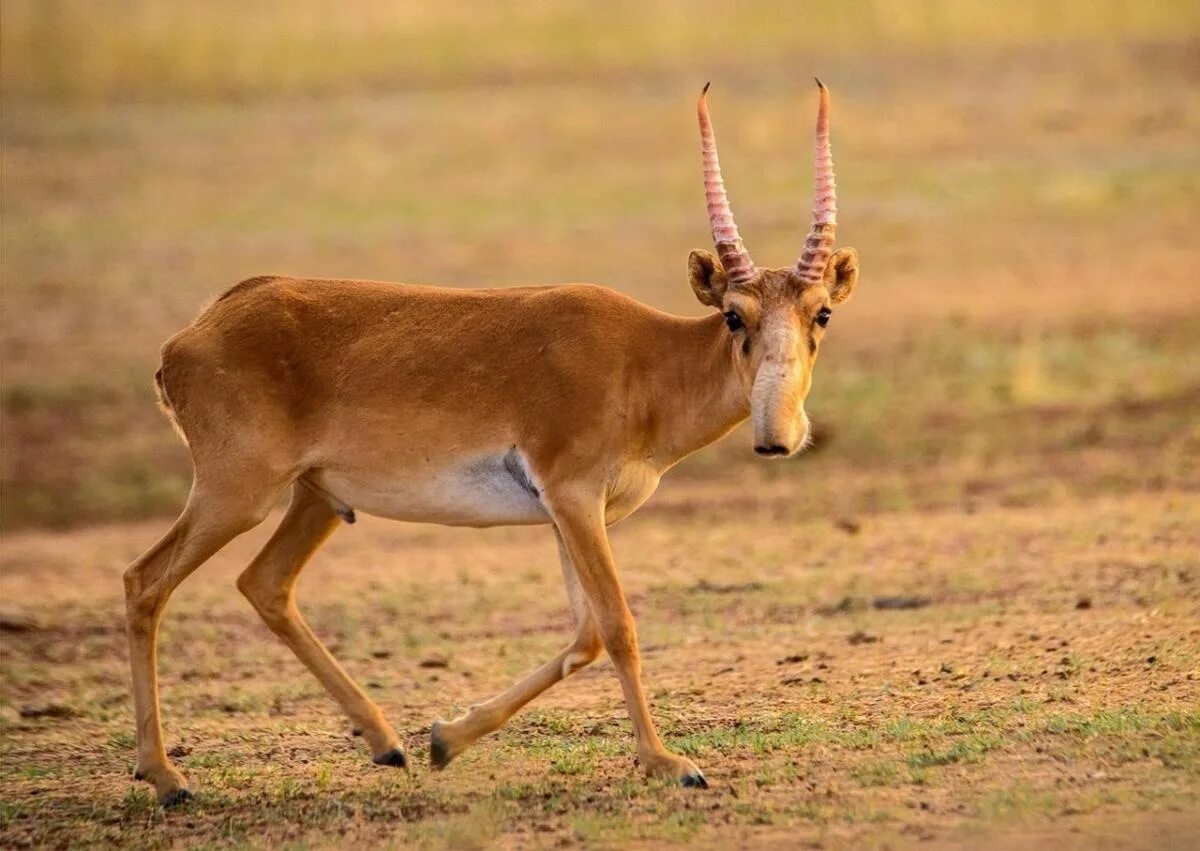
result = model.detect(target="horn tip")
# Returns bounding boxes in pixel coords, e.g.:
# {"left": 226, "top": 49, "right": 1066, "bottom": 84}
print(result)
{"left": 814, "top": 77, "right": 826, "bottom": 91}
{"left": 702, "top": 81, "right": 711, "bottom": 95}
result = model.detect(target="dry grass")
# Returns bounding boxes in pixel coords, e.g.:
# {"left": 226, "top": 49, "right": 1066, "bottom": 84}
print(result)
{"left": 3, "top": 26, "right": 1198, "bottom": 527}
{"left": 1, "top": 3, "right": 1199, "bottom": 848}
{"left": 3, "top": 1, "right": 1195, "bottom": 101}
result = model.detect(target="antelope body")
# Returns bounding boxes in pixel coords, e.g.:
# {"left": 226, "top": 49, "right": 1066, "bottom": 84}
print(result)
{"left": 124, "top": 82, "right": 859, "bottom": 805}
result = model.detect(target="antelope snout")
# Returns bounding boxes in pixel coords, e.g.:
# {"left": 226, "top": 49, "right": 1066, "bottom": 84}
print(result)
{"left": 750, "top": 351, "right": 812, "bottom": 459}
{"left": 752, "top": 411, "right": 811, "bottom": 459}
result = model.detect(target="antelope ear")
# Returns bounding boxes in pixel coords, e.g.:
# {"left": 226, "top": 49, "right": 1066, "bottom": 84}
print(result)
{"left": 824, "top": 247, "right": 859, "bottom": 305}
{"left": 688, "top": 249, "right": 729, "bottom": 308}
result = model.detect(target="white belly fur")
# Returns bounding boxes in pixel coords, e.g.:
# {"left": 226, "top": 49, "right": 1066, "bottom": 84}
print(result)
{"left": 312, "top": 451, "right": 549, "bottom": 528}
{"left": 310, "top": 452, "right": 661, "bottom": 529}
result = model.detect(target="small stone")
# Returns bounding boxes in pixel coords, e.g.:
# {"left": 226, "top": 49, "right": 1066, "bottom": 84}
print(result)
{"left": 834, "top": 517, "right": 862, "bottom": 535}
{"left": 419, "top": 655, "right": 449, "bottom": 669}
{"left": 19, "top": 703, "right": 75, "bottom": 719}
{"left": 1075, "top": 597, "right": 1092, "bottom": 610}
{"left": 817, "top": 596, "right": 865, "bottom": 616}
{"left": 873, "top": 596, "right": 931, "bottom": 610}
{"left": 0, "top": 609, "right": 40, "bottom": 632}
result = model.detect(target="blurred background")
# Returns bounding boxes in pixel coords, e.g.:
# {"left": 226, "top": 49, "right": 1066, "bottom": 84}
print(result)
{"left": 2, "top": 0, "right": 1198, "bottom": 530}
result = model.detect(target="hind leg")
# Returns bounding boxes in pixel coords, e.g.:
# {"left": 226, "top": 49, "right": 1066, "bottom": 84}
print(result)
{"left": 124, "top": 476, "right": 282, "bottom": 805}
{"left": 237, "top": 481, "right": 405, "bottom": 766}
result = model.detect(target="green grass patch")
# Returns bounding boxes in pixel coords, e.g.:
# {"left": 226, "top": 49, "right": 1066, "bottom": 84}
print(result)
{"left": 851, "top": 759, "right": 901, "bottom": 787}
{"left": 974, "top": 784, "right": 1058, "bottom": 820}
{"left": 907, "top": 737, "right": 997, "bottom": 770}
{"left": 669, "top": 713, "right": 830, "bottom": 757}
{"left": 572, "top": 808, "right": 707, "bottom": 845}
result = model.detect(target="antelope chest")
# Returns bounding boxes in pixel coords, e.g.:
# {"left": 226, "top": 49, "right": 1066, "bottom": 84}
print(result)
{"left": 603, "top": 461, "right": 661, "bottom": 525}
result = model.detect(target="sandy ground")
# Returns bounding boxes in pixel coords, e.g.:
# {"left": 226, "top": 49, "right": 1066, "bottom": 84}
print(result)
{"left": 2, "top": 479, "right": 1196, "bottom": 848}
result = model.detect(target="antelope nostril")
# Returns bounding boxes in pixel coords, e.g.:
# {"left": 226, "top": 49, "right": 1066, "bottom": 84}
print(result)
{"left": 755, "top": 444, "right": 790, "bottom": 457}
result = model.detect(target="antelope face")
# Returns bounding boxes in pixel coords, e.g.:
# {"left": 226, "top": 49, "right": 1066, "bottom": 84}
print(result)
{"left": 690, "top": 251, "right": 859, "bottom": 457}
{"left": 691, "top": 79, "right": 858, "bottom": 458}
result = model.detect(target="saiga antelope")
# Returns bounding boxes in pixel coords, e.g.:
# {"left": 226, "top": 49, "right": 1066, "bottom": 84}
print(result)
{"left": 124, "top": 80, "right": 859, "bottom": 805}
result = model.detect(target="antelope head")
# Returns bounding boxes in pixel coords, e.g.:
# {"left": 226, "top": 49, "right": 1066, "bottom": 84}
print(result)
{"left": 689, "top": 80, "right": 859, "bottom": 457}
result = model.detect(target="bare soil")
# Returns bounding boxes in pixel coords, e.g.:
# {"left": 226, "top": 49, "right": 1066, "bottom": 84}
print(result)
{"left": 2, "top": 485, "right": 1196, "bottom": 848}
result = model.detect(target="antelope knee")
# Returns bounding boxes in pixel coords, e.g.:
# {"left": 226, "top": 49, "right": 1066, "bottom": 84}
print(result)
{"left": 236, "top": 575, "right": 290, "bottom": 631}
{"left": 123, "top": 569, "right": 163, "bottom": 630}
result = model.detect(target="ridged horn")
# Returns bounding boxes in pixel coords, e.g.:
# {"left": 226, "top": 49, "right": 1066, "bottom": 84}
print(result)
{"left": 795, "top": 78, "right": 837, "bottom": 284}
{"left": 697, "top": 83, "right": 756, "bottom": 287}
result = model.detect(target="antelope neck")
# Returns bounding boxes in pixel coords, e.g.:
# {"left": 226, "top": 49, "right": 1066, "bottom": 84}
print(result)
{"left": 642, "top": 311, "right": 749, "bottom": 469}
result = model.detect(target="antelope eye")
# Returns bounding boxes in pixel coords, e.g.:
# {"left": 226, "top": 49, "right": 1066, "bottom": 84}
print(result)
{"left": 723, "top": 311, "right": 744, "bottom": 332}
{"left": 816, "top": 307, "right": 832, "bottom": 328}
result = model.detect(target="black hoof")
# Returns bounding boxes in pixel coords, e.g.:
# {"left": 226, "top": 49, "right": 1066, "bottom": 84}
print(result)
{"left": 372, "top": 748, "right": 407, "bottom": 769}
{"left": 160, "top": 788, "right": 194, "bottom": 808}
{"left": 681, "top": 773, "right": 709, "bottom": 789}
{"left": 429, "top": 722, "right": 452, "bottom": 770}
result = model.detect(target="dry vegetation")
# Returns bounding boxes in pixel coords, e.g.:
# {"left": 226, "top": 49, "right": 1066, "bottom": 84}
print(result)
{"left": 1, "top": 2, "right": 1198, "bottom": 848}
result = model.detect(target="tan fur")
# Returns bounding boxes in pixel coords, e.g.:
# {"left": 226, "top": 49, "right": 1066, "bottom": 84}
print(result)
{"left": 124, "top": 252, "right": 858, "bottom": 804}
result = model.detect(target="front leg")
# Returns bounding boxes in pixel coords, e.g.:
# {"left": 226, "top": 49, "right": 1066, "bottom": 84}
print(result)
{"left": 550, "top": 494, "right": 707, "bottom": 788}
